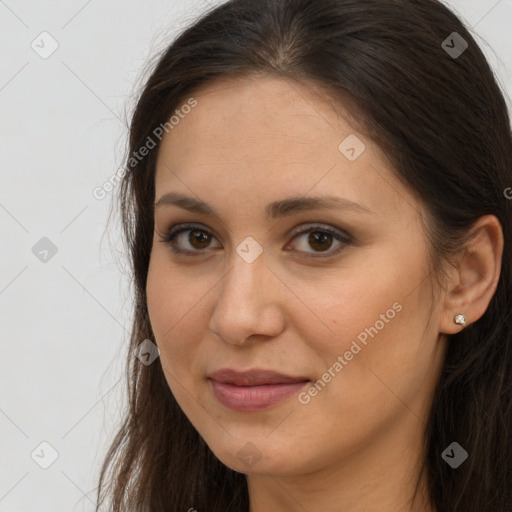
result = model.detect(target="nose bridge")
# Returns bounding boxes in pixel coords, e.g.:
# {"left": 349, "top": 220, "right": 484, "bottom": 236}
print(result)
{"left": 230, "top": 256, "right": 256, "bottom": 297}
{"left": 208, "top": 245, "right": 284, "bottom": 344}
{"left": 222, "top": 233, "right": 269, "bottom": 300}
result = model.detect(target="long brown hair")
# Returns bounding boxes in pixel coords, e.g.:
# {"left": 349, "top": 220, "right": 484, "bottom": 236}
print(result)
{"left": 96, "top": 1, "right": 512, "bottom": 510}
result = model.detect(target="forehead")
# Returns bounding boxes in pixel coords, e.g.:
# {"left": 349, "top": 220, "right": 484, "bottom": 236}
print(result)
{"left": 164, "top": 74, "right": 357, "bottom": 151}
{"left": 154, "top": 75, "right": 417, "bottom": 222}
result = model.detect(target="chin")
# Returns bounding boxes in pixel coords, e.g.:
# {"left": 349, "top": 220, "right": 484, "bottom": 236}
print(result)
{"left": 204, "top": 435, "right": 306, "bottom": 476}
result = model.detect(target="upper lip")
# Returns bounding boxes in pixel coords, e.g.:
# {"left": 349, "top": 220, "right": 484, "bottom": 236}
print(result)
{"left": 208, "top": 368, "right": 310, "bottom": 386}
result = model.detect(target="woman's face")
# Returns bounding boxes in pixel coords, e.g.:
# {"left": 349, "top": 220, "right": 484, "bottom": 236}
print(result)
{"left": 146, "top": 75, "right": 448, "bottom": 477}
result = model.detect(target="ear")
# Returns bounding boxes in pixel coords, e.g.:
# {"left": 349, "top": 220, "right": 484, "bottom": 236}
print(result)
{"left": 439, "top": 215, "right": 504, "bottom": 335}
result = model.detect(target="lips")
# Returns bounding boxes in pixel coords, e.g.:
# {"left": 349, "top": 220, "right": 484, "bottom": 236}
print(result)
{"left": 208, "top": 368, "right": 310, "bottom": 386}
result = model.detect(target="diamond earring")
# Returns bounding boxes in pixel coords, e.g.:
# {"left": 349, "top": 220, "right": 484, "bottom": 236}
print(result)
{"left": 454, "top": 314, "right": 466, "bottom": 326}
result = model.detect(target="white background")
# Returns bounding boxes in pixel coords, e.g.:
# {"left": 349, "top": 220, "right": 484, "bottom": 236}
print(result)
{"left": 0, "top": 1, "right": 511, "bottom": 511}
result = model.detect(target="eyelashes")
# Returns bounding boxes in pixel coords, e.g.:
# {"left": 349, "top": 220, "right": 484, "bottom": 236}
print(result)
{"left": 158, "top": 222, "right": 352, "bottom": 259}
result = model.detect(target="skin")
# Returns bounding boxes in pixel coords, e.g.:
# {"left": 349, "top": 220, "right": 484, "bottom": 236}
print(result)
{"left": 146, "top": 74, "right": 503, "bottom": 512}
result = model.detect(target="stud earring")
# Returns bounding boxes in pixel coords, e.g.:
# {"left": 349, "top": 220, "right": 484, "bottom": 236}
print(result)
{"left": 454, "top": 314, "right": 466, "bottom": 326}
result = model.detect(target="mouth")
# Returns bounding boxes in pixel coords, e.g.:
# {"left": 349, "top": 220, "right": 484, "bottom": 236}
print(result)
{"left": 207, "top": 368, "right": 310, "bottom": 411}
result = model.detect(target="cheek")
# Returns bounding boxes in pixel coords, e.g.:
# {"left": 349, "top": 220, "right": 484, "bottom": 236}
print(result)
{"left": 146, "top": 252, "right": 215, "bottom": 376}
{"left": 294, "top": 250, "right": 433, "bottom": 403}
{"left": 292, "top": 261, "right": 401, "bottom": 354}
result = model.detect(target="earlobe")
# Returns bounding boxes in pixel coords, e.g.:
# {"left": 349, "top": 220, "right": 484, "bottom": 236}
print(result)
{"left": 439, "top": 215, "right": 504, "bottom": 335}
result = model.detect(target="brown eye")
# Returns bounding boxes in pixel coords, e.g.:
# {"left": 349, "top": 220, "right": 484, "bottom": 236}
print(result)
{"left": 160, "top": 223, "right": 351, "bottom": 258}
{"left": 188, "top": 229, "right": 211, "bottom": 249}
{"left": 308, "top": 231, "right": 333, "bottom": 252}
{"left": 286, "top": 224, "right": 352, "bottom": 258}
{"left": 160, "top": 224, "right": 221, "bottom": 255}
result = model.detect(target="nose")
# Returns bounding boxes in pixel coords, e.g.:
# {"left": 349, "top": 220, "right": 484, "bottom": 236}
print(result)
{"left": 208, "top": 248, "right": 286, "bottom": 346}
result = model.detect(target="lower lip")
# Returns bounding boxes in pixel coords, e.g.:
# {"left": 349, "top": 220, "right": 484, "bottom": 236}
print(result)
{"left": 209, "top": 379, "right": 309, "bottom": 411}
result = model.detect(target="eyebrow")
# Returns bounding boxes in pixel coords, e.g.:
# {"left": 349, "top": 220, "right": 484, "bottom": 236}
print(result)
{"left": 155, "top": 192, "right": 376, "bottom": 218}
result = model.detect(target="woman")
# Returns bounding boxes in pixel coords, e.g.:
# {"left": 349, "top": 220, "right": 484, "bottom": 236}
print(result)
{"left": 96, "top": 0, "right": 512, "bottom": 510}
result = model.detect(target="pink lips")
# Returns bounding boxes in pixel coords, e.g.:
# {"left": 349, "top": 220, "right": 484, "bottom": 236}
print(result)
{"left": 208, "top": 368, "right": 310, "bottom": 411}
